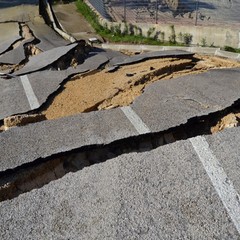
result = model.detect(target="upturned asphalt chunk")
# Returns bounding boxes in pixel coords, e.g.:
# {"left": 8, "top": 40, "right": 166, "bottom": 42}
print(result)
{"left": 131, "top": 68, "right": 240, "bottom": 132}
{"left": 0, "top": 38, "right": 34, "bottom": 64}
{"left": 28, "top": 21, "right": 69, "bottom": 51}
{"left": 0, "top": 135, "right": 240, "bottom": 238}
{"left": 0, "top": 76, "right": 30, "bottom": 120}
{"left": 0, "top": 22, "right": 20, "bottom": 43}
{"left": 15, "top": 43, "right": 78, "bottom": 75}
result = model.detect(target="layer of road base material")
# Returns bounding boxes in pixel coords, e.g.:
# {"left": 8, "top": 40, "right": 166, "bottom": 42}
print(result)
{"left": 44, "top": 55, "right": 240, "bottom": 120}
{"left": 0, "top": 51, "right": 110, "bottom": 120}
{"left": 1, "top": 131, "right": 240, "bottom": 239}
{"left": 15, "top": 43, "right": 78, "bottom": 75}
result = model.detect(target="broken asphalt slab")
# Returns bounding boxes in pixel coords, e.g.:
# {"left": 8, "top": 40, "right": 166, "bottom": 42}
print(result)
{"left": 0, "top": 22, "right": 20, "bottom": 43}
{"left": 0, "top": 70, "right": 68, "bottom": 120}
{"left": 1, "top": 68, "right": 240, "bottom": 171}
{"left": 0, "top": 108, "right": 138, "bottom": 172}
{"left": 1, "top": 129, "right": 240, "bottom": 238}
{"left": 0, "top": 53, "right": 109, "bottom": 120}
{"left": 0, "top": 5, "right": 39, "bottom": 22}
{"left": 15, "top": 43, "right": 78, "bottom": 75}
{"left": 0, "top": 38, "right": 34, "bottom": 64}
{"left": 109, "top": 50, "right": 194, "bottom": 66}
{"left": 28, "top": 21, "right": 69, "bottom": 51}
{"left": 0, "top": 37, "right": 22, "bottom": 56}
{"left": 131, "top": 68, "right": 240, "bottom": 132}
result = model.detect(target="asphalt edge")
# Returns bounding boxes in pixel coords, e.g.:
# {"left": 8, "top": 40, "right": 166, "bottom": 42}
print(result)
{"left": 39, "top": 0, "right": 76, "bottom": 43}
{"left": 101, "top": 43, "right": 240, "bottom": 61}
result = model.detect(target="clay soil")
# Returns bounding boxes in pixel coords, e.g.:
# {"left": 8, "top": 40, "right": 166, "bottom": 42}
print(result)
{"left": 43, "top": 54, "right": 240, "bottom": 121}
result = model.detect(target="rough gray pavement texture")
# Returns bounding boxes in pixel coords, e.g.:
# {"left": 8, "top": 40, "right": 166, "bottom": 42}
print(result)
{"left": 0, "top": 132, "right": 240, "bottom": 239}
{"left": 205, "top": 128, "right": 240, "bottom": 195}
{"left": 131, "top": 68, "right": 240, "bottom": 132}
{"left": 28, "top": 21, "right": 69, "bottom": 51}
{"left": 0, "top": 51, "right": 111, "bottom": 120}
{"left": 0, "top": 22, "right": 19, "bottom": 43}
{"left": 0, "top": 70, "right": 67, "bottom": 119}
{"left": 0, "top": 38, "right": 34, "bottom": 64}
{"left": 66, "top": 52, "right": 109, "bottom": 75}
{"left": 0, "top": 23, "right": 20, "bottom": 55}
{"left": 0, "top": 109, "right": 138, "bottom": 172}
{"left": 0, "top": 5, "right": 38, "bottom": 22}
{"left": 15, "top": 43, "right": 77, "bottom": 75}
{"left": 0, "top": 77, "right": 30, "bottom": 120}
{"left": 110, "top": 50, "right": 194, "bottom": 66}
{"left": 0, "top": 37, "right": 21, "bottom": 55}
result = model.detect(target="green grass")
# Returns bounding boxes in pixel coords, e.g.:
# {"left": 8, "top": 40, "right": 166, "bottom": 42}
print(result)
{"left": 223, "top": 46, "right": 240, "bottom": 53}
{"left": 75, "top": 0, "right": 179, "bottom": 45}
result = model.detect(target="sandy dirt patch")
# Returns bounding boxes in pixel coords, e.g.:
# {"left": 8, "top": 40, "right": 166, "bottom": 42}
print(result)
{"left": 43, "top": 54, "right": 240, "bottom": 120}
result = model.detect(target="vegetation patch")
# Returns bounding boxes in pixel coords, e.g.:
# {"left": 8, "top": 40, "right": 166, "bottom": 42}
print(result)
{"left": 75, "top": 0, "right": 182, "bottom": 46}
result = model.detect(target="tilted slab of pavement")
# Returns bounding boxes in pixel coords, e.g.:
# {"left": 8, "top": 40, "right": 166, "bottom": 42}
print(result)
{"left": 0, "top": 23, "right": 21, "bottom": 55}
{"left": 1, "top": 128, "right": 240, "bottom": 238}
{"left": 0, "top": 38, "right": 34, "bottom": 64}
{"left": 131, "top": 68, "right": 240, "bottom": 132}
{"left": 0, "top": 52, "right": 109, "bottom": 120}
{"left": 0, "top": 70, "right": 68, "bottom": 120}
{"left": 0, "top": 4, "right": 39, "bottom": 22}
{"left": 15, "top": 43, "right": 78, "bottom": 75}
{"left": 0, "top": 108, "right": 139, "bottom": 172}
{"left": 28, "top": 21, "right": 69, "bottom": 51}
{"left": 1, "top": 68, "right": 240, "bottom": 172}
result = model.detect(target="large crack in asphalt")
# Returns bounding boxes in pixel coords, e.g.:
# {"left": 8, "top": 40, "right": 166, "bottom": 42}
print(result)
{"left": 1, "top": 98, "right": 240, "bottom": 202}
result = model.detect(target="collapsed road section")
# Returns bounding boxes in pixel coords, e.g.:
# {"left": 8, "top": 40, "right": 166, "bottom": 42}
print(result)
{"left": 1, "top": 128, "right": 240, "bottom": 238}
{"left": 1, "top": 1, "right": 240, "bottom": 238}
{"left": 1, "top": 67, "right": 240, "bottom": 200}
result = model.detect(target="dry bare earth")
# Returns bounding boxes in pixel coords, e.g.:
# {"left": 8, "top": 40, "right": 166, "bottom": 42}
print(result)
{"left": 43, "top": 54, "right": 240, "bottom": 120}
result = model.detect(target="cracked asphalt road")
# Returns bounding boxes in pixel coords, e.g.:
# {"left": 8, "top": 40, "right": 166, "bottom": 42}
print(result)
{"left": 1, "top": 1, "right": 240, "bottom": 239}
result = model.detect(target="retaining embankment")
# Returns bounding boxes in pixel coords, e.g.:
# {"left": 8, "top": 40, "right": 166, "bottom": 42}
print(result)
{"left": 84, "top": 0, "right": 240, "bottom": 49}
{"left": 39, "top": 0, "right": 76, "bottom": 43}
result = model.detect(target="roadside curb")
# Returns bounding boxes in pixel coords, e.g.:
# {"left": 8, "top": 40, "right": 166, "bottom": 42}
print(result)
{"left": 39, "top": 0, "right": 76, "bottom": 43}
{"left": 102, "top": 43, "right": 240, "bottom": 61}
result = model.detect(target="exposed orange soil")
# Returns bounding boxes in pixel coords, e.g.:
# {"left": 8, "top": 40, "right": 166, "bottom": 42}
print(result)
{"left": 43, "top": 54, "right": 240, "bottom": 120}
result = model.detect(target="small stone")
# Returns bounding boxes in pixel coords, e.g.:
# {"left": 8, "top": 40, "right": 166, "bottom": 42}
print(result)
{"left": 126, "top": 73, "right": 135, "bottom": 77}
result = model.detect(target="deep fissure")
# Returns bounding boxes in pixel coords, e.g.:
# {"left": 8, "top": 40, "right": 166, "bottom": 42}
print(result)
{"left": 1, "top": 98, "right": 240, "bottom": 202}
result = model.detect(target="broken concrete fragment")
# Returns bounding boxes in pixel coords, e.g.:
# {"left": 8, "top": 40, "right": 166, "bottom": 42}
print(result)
{"left": 15, "top": 43, "right": 78, "bottom": 75}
